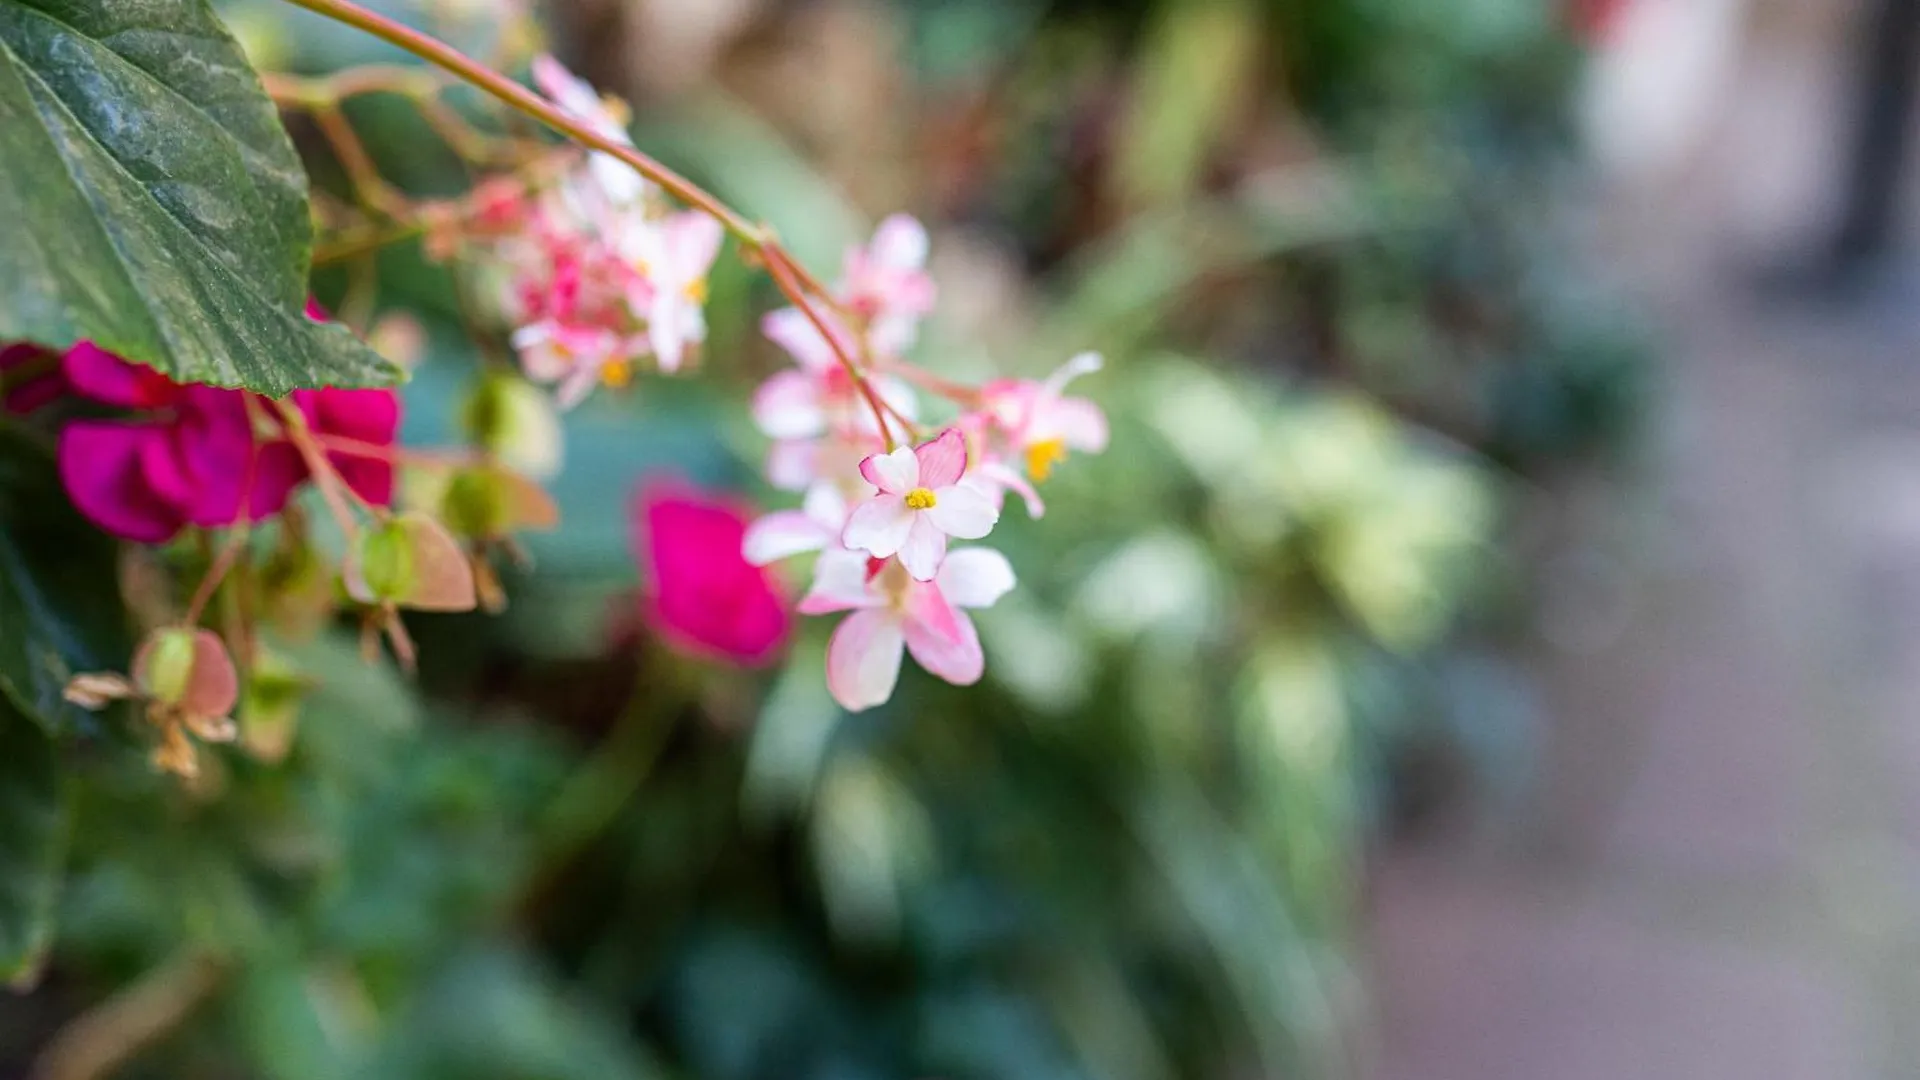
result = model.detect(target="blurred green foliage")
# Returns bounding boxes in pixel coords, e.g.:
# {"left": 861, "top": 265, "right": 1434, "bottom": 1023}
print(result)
{"left": 0, "top": 0, "right": 1645, "bottom": 1077}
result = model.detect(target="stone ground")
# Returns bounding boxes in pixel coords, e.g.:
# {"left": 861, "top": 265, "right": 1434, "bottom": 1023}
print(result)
{"left": 1365, "top": 3, "right": 1920, "bottom": 1077}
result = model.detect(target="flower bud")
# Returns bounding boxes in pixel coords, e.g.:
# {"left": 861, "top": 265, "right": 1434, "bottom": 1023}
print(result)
{"left": 461, "top": 372, "right": 563, "bottom": 479}
{"left": 132, "top": 627, "right": 238, "bottom": 720}
{"left": 345, "top": 514, "right": 479, "bottom": 612}
{"left": 440, "top": 464, "right": 560, "bottom": 541}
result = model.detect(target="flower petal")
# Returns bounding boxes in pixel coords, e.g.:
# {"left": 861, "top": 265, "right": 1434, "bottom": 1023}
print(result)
{"left": 826, "top": 608, "right": 905, "bottom": 712}
{"left": 912, "top": 428, "right": 967, "bottom": 490}
{"left": 1043, "top": 351, "right": 1103, "bottom": 396}
{"left": 762, "top": 307, "right": 842, "bottom": 373}
{"left": 936, "top": 547, "right": 1016, "bottom": 609}
{"left": 841, "top": 494, "right": 914, "bottom": 557}
{"left": 802, "top": 482, "right": 850, "bottom": 529}
{"left": 870, "top": 213, "right": 930, "bottom": 270}
{"left": 61, "top": 343, "right": 176, "bottom": 408}
{"left": 1044, "top": 397, "right": 1110, "bottom": 453}
{"left": 742, "top": 509, "right": 834, "bottom": 565}
{"left": 903, "top": 594, "right": 983, "bottom": 686}
{"left": 58, "top": 422, "right": 188, "bottom": 543}
{"left": 767, "top": 439, "right": 819, "bottom": 491}
{"left": 798, "top": 547, "right": 882, "bottom": 615}
{"left": 897, "top": 515, "right": 948, "bottom": 581}
{"left": 925, "top": 482, "right": 998, "bottom": 540}
{"left": 751, "top": 370, "right": 826, "bottom": 440}
{"left": 666, "top": 211, "right": 724, "bottom": 279}
{"left": 859, "top": 445, "right": 919, "bottom": 493}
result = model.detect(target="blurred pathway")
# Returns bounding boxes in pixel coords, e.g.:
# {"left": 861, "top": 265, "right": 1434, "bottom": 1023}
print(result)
{"left": 1365, "top": 4, "right": 1920, "bottom": 1077}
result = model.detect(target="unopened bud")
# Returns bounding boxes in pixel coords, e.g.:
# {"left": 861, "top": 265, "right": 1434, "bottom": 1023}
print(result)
{"left": 461, "top": 373, "right": 563, "bottom": 479}
{"left": 346, "top": 514, "right": 479, "bottom": 613}
{"left": 132, "top": 627, "right": 239, "bottom": 720}
{"left": 440, "top": 464, "right": 560, "bottom": 541}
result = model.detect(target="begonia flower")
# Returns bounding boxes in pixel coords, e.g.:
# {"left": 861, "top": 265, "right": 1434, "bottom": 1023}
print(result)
{"left": 842, "top": 428, "right": 998, "bottom": 580}
{"left": 799, "top": 546, "right": 1015, "bottom": 711}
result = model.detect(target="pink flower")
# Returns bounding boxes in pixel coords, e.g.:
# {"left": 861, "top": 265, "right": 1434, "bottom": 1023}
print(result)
{"left": 974, "top": 352, "right": 1108, "bottom": 516}
{"left": 56, "top": 344, "right": 399, "bottom": 544}
{"left": 530, "top": 54, "right": 651, "bottom": 206}
{"left": 750, "top": 359, "right": 917, "bottom": 442}
{"left": 623, "top": 211, "right": 723, "bottom": 373}
{"left": 839, "top": 214, "right": 936, "bottom": 353}
{"left": 636, "top": 486, "right": 791, "bottom": 666}
{"left": 842, "top": 428, "right": 998, "bottom": 580}
{"left": 800, "top": 546, "right": 1015, "bottom": 711}
{"left": 741, "top": 484, "right": 851, "bottom": 565}
{"left": 512, "top": 319, "right": 640, "bottom": 409}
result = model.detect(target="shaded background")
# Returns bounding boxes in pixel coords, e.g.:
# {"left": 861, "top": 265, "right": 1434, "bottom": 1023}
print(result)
{"left": 9, "top": 0, "right": 1920, "bottom": 1077}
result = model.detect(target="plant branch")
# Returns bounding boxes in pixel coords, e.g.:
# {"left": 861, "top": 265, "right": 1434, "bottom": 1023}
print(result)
{"left": 277, "top": 0, "right": 887, "bottom": 434}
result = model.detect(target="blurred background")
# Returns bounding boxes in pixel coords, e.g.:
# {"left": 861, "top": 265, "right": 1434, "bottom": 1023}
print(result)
{"left": 14, "top": 0, "right": 1920, "bottom": 1076}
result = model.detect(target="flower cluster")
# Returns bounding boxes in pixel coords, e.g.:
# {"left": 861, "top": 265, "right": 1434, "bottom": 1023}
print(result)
{"left": 10, "top": 321, "right": 548, "bottom": 777}
{"left": 471, "top": 56, "right": 722, "bottom": 408}
{"left": 738, "top": 217, "right": 1109, "bottom": 712}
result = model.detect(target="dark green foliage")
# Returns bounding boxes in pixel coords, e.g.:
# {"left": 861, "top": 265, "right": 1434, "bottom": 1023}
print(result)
{"left": 0, "top": 0, "right": 395, "bottom": 391}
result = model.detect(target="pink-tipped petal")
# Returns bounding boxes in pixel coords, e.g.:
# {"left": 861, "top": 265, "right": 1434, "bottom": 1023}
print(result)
{"left": 666, "top": 211, "right": 724, "bottom": 277}
{"left": 858, "top": 445, "right": 919, "bottom": 494}
{"left": 1043, "top": 351, "right": 1103, "bottom": 396}
{"left": 896, "top": 516, "right": 948, "bottom": 581}
{"left": 936, "top": 547, "right": 1016, "bottom": 609}
{"left": 766, "top": 440, "right": 819, "bottom": 491}
{"left": 925, "top": 483, "right": 997, "bottom": 540}
{"left": 841, "top": 494, "right": 914, "bottom": 558}
{"left": 826, "top": 609, "right": 905, "bottom": 712}
{"left": 751, "top": 371, "right": 826, "bottom": 440}
{"left": 762, "top": 307, "right": 838, "bottom": 373}
{"left": 912, "top": 429, "right": 967, "bottom": 490}
{"left": 870, "top": 214, "right": 930, "bottom": 270}
{"left": 801, "top": 483, "right": 850, "bottom": 529}
{"left": 742, "top": 509, "right": 834, "bottom": 565}
{"left": 1048, "top": 397, "right": 1110, "bottom": 453}
{"left": 980, "top": 464, "right": 1044, "bottom": 519}
{"left": 650, "top": 295, "right": 687, "bottom": 373}
{"left": 798, "top": 548, "right": 882, "bottom": 615}
{"left": 903, "top": 596, "right": 984, "bottom": 686}
{"left": 59, "top": 422, "right": 188, "bottom": 543}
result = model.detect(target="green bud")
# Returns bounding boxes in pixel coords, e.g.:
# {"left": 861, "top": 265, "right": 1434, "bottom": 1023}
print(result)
{"left": 442, "top": 467, "right": 508, "bottom": 540}
{"left": 350, "top": 521, "right": 415, "bottom": 604}
{"left": 460, "top": 373, "right": 562, "bottom": 479}
{"left": 136, "top": 628, "right": 198, "bottom": 705}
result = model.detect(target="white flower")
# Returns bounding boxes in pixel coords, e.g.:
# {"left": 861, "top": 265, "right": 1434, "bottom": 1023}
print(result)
{"left": 841, "top": 428, "right": 998, "bottom": 580}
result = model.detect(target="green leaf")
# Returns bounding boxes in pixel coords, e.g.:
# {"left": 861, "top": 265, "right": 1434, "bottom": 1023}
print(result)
{"left": 0, "top": 422, "right": 134, "bottom": 734}
{"left": 0, "top": 0, "right": 398, "bottom": 393}
{"left": 0, "top": 698, "right": 69, "bottom": 984}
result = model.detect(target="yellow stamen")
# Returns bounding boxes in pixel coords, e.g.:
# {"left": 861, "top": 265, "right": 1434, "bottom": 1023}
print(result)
{"left": 684, "top": 278, "right": 709, "bottom": 303}
{"left": 905, "top": 487, "right": 938, "bottom": 510}
{"left": 601, "top": 358, "right": 634, "bottom": 389}
{"left": 1025, "top": 438, "right": 1068, "bottom": 482}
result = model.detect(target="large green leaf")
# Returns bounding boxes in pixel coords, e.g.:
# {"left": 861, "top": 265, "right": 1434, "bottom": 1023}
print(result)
{"left": 0, "top": 699, "right": 68, "bottom": 983}
{"left": 0, "top": 0, "right": 398, "bottom": 393}
{"left": 0, "top": 423, "right": 133, "bottom": 735}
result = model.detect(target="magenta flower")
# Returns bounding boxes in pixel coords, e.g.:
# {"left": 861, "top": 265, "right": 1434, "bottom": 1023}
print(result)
{"left": 56, "top": 344, "right": 399, "bottom": 544}
{"left": 0, "top": 343, "right": 64, "bottom": 413}
{"left": 841, "top": 428, "right": 998, "bottom": 580}
{"left": 635, "top": 486, "right": 792, "bottom": 666}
